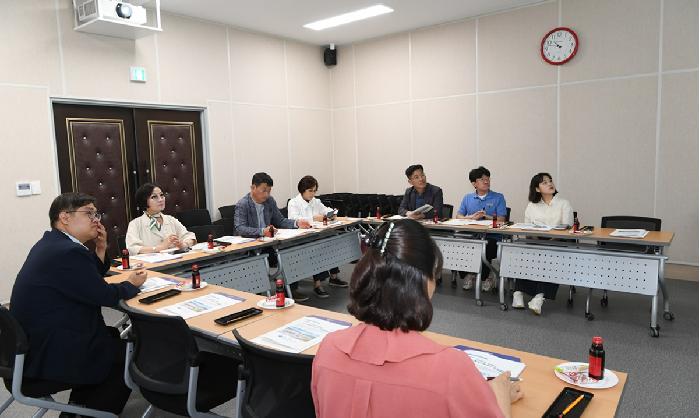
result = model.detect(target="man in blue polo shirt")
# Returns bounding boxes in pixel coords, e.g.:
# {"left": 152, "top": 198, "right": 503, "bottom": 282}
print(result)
{"left": 456, "top": 166, "right": 507, "bottom": 291}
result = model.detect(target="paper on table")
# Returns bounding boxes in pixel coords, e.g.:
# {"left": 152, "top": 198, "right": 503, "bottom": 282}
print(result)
{"left": 273, "top": 229, "right": 315, "bottom": 239}
{"left": 214, "top": 236, "right": 257, "bottom": 245}
{"left": 157, "top": 292, "right": 245, "bottom": 319}
{"left": 130, "top": 253, "right": 184, "bottom": 263}
{"left": 454, "top": 345, "right": 526, "bottom": 379}
{"left": 441, "top": 219, "right": 492, "bottom": 226}
{"left": 508, "top": 223, "right": 553, "bottom": 231}
{"left": 139, "top": 276, "right": 181, "bottom": 293}
{"left": 311, "top": 220, "right": 343, "bottom": 228}
{"left": 385, "top": 215, "right": 405, "bottom": 220}
{"left": 609, "top": 229, "right": 649, "bottom": 238}
{"left": 251, "top": 315, "right": 352, "bottom": 353}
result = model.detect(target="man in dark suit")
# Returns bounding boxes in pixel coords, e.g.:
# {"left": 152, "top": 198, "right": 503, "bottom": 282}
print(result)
{"left": 10, "top": 192, "right": 147, "bottom": 415}
{"left": 234, "top": 172, "right": 311, "bottom": 300}
{"left": 399, "top": 164, "right": 444, "bottom": 220}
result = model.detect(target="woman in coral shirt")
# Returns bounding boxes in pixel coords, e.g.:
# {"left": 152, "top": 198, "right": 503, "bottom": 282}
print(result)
{"left": 311, "top": 219, "right": 523, "bottom": 418}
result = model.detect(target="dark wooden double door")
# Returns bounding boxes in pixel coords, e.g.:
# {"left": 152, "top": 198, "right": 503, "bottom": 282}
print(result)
{"left": 53, "top": 104, "right": 206, "bottom": 256}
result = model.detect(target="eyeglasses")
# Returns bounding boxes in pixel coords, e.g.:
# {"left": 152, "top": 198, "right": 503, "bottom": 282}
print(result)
{"left": 66, "top": 210, "right": 102, "bottom": 221}
{"left": 410, "top": 174, "right": 426, "bottom": 181}
{"left": 149, "top": 193, "right": 165, "bottom": 200}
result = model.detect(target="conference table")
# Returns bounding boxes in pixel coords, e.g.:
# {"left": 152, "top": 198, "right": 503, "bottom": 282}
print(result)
{"left": 360, "top": 217, "right": 675, "bottom": 337}
{"left": 110, "top": 218, "right": 364, "bottom": 296}
{"left": 106, "top": 273, "right": 628, "bottom": 418}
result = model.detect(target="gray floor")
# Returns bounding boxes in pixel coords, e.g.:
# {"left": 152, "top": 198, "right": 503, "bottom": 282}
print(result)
{"left": 1, "top": 265, "right": 697, "bottom": 417}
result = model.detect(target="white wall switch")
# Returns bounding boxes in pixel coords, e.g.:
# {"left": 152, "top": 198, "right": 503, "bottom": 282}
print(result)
{"left": 30, "top": 180, "right": 41, "bottom": 195}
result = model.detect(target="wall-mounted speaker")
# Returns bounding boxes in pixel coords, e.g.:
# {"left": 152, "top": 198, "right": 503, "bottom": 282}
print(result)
{"left": 323, "top": 45, "right": 337, "bottom": 67}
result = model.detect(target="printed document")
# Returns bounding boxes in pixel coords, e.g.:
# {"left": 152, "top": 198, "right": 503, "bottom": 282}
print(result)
{"left": 454, "top": 345, "right": 526, "bottom": 379}
{"left": 139, "top": 276, "right": 181, "bottom": 293}
{"left": 130, "top": 253, "right": 183, "bottom": 263}
{"left": 442, "top": 219, "right": 493, "bottom": 226}
{"left": 157, "top": 292, "right": 245, "bottom": 319}
{"left": 251, "top": 315, "right": 352, "bottom": 353}
{"left": 609, "top": 229, "right": 649, "bottom": 238}
{"left": 213, "top": 236, "right": 257, "bottom": 245}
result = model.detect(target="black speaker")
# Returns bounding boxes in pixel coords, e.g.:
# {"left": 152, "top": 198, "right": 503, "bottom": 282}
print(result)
{"left": 323, "top": 46, "right": 337, "bottom": 66}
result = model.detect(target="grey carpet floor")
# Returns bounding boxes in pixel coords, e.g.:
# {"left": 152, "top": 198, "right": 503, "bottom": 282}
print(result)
{"left": 0, "top": 265, "right": 696, "bottom": 417}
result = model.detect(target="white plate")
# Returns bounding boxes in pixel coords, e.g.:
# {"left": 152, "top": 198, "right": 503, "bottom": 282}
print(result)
{"left": 202, "top": 247, "right": 223, "bottom": 254}
{"left": 115, "top": 263, "right": 144, "bottom": 271}
{"left": 256, "top": 298, "right": 295, "bottom": 310}
{"left": 554, "top": 362, "right": 619, "bottom": 389}
{"left": 176, "top": 281, "right": 208, "bottom": 292}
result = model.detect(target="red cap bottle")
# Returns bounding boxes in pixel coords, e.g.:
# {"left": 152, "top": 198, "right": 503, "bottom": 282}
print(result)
{"left": 375, "top": 206, "right": 381, "bottom": 220}
{"left": 588, "top": 336, "right": 605, "bottom": 380}
{"left": 275, "top": 279, "right": 286, "bottom": 307}
{"left": 207, "top": 233, "right": 214, "bottom": 249}
{"left": 191, "top": 264, "right": 201, "bottom": 289}
{"left": 121, "top": 249, "right": 130, "bottom": 270}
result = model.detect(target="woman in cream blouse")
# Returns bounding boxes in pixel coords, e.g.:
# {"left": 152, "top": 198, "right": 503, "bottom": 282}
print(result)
{"left": 125, "top": 183, "right": 196, "bottom": 255}
{"left": 514, "top": 172, "right": 574, "bottom": 315}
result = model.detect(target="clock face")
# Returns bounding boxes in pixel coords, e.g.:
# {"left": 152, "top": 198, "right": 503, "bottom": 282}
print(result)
{"left": 541, "top": 27, "right": 578, "bottom": 65}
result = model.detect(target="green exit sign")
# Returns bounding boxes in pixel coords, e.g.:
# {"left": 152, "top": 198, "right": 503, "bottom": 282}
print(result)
{"left": 130, "top": 66, "right": 147, "bottom": 82}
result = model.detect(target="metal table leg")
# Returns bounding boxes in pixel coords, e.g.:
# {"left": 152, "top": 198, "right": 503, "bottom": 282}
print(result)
{"left": 655, "top": 247, "right": 675, "bottom": 321}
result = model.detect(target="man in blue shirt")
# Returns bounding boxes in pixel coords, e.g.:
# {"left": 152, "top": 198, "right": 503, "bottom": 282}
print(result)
{"left": 456, "top": 166, "right": 507, "bottom": 291}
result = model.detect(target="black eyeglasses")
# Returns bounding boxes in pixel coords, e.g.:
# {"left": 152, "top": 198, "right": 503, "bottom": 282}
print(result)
{"left": 65, "top": 210, "right": 102, "bottom": 221}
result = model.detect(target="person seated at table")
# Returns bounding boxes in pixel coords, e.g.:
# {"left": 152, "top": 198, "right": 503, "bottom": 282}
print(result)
{"left": 513, "top": 172, "right": 574, "bottom": 315}
{"left": 126, "top": 183, "right": 196, "bottom": 255}
{"left": 288, "top": 175, "right": 349, "bottom": 298}
{"left": 235, "top": 172, "right": 312, "bottom": 301}
{"left": 10, "top": 192, "right": 147, "bottom": 416}
{"left": 456, "top": 166, "right": 507, "bottom": 292}
{"left": 398, "top": 164, "right": 444, "bottom": 220}
{"left": 312, "top": 219, "right": 522, "bottom": 418}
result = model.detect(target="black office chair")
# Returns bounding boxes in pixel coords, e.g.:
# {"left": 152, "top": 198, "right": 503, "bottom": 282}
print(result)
{"left": 392, "top": 195, "right": 403, "bottom": 215}
{"left": 213, "top": 218, "right": 235, "bottom": 236}
{"left": 188, "top": 224, "right": 226, "bottom": 243}
{"left": 218, "top": 205, "right": 236, "bottom": 220}
{"left": 279, "top": 199, "right": 291, "bottom": 218}
{"left": 377, "top": 194, "right": 392, "bottom": 215}
{"left": 324, "top": 199, "right": 345, "bottom": 216}
{"left": 346, "top": 195, "right": 361, "bottom": 218}
{"left": 233, "top": 329, "right": 315, "bottom": 418}
{"left": 441, "top": 204, "right": 454, "bottom": 219}
{"left": 175, "top": 209, "right": 213, "bottom": 228}
{"left": 0, "top": 306, "right": 117, "bottom": 417}
{"left": 120, "top": 301, "right": 239, "bottom": 417}
{"left": 505, "top": 207, "right": 511, "bottom": 222}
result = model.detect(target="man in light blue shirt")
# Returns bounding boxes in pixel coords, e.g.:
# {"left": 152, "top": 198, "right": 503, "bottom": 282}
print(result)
{"left": 455, "top": 166, "right": 507, "bottom": 291}
{"left": 457, "top": 168, "right": 507, "bottom": 221}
